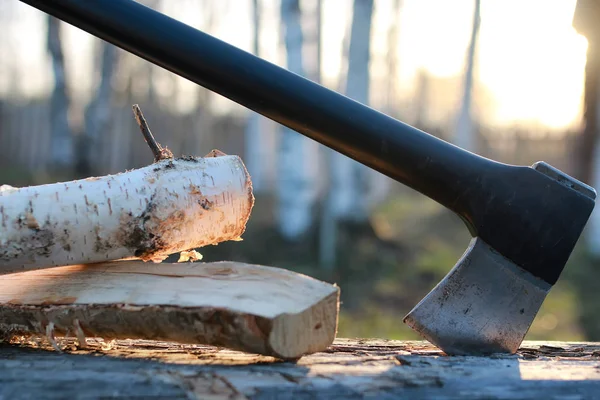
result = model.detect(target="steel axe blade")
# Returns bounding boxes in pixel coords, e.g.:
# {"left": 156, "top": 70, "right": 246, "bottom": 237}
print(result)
{"left": 405, "top": 237, "right": 551, "bottom": 355}
{"left": 19, "top": 0, "right": 597, "bottom": 355}
{"left": 406, "top": 161, "right": 596, "bottom": 354}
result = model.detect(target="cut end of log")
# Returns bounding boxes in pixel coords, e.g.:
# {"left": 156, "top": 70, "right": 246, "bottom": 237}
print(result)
{"left": 0, "top": 261, "right": 339, "bottom": 359}
{"left": 107, "top": 156, "right": 255, "bottom": 263}
{"left": 269, "top": 290, "right": 339, "bottom": 359}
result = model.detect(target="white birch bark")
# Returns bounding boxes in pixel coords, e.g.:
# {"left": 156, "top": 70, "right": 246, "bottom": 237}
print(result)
{"left": 278, "top": 0, "right": 319, "bottom": 239}
{"left": 328, "top": 0, "right": 374, "bottom": 221}
{"left": 46, "top": 16, "right": 74, "bottom": 168}
{"left": 0, "top": 154, "right": 254, "bottom": 274}
{"left": 453, "top": 0, "right": 480, "bottom": 152}
{"left": 244, "top": 0, "right": 267, "bottom": 192}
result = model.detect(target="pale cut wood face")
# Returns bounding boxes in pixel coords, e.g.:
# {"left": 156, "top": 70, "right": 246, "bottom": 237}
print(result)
{"left": 0, "top": 261, "right": 338, "bottom": 319}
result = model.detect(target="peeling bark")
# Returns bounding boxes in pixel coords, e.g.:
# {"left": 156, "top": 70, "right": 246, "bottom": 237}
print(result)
{"left": 0, "top": 260, "right": 339, "bottom": 359}
{"left": 0, "top": 154, "right": 254, "bottom": 273}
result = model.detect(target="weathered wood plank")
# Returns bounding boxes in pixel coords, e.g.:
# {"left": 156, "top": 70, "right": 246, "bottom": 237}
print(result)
{"left": 1, "top": 339, "right": 599, "bottom": 399}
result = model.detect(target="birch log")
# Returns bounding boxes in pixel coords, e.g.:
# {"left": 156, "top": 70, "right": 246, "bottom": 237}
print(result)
{"left": 0, "top": 260, "right": 340, "bottom": 359}
{"left": 0, "top": 153, "right": 254, "bottom": 274}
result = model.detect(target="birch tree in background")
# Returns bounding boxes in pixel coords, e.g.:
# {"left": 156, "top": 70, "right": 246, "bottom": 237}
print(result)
{"left": 47, "top": 16, "right": 74, "bottom": 169}
{"left": 143, "top": 0, "right": 161, "bottom": 104}
{"left": 572, "top": 0, "right": 600, "bottom": 256}
{"left": 413, "top": 68, "right": 430, "bottom": 128}
{"left": 0, "top": 1, "right": 19, "bottom": 97}
{"left": 318, "top": 0, "right": 337, "bottom": 269}
{"left": 367, "top": 0, "right": 402, "bottom": 207}
{"left": 385, "top": 0, "right": 402, "bottom": 116}
{"left": 319, "top": 0, "right": 373, "bottom": 269}
{"left": 453, "top": 0, "right": 480, "bottom": 152}
{"left": 278, "top": 0, "right": 319, "bottom": 239}
{"left": 82, "top": 41, "right": 118, "bottom": 174}
{"left": 588, "top": 103, "right": 600, "bottom": 256}
{"left": 328, "top": 0, "right": 374, "bottom": 222}
{"left": 244, "top": 0, "right": 267, "bottom": 192}
{"left": 573, "top": 0, "right": 600, "bottom": 186}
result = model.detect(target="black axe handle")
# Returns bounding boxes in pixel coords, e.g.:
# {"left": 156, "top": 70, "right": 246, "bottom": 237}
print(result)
{"left": 19, "top": 0, "right": 595, "bottom": 285}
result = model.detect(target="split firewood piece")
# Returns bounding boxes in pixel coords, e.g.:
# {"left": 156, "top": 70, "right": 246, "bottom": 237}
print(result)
{"left": 0, "top": 261, "right": 340, "bottom": 359}
{"left": 0, "top": 105, "right": 254, "bottom": 274}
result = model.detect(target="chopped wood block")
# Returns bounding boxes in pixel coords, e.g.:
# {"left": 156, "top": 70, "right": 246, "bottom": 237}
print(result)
{"left": 0, "top": 261, "right": 339, "bottom": 359}
{"left": 1, "top": 339, "right": 599, "bottom": 399}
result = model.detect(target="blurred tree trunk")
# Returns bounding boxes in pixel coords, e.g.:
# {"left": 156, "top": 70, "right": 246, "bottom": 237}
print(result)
{"left": 385, "top": 0, "right": 402, "bottom": 116}
{"left": 329, "top": 0, "right": 373, "bottom": 222}
{"left": 81, "top": 42, "right": 118, "bottom": 176}
{"left": 244, "top": 0, "right": 267, "bottom": 192}
{"left": 46, "top": 16, "right": 74, "bottom": 169}
{"left": 318, "top": 0, "right": 337, "bottom": 269}
{"left": 191, "top": 0, "right": 216, "bottom": 157}
{"left": 368, "top": 0, "right": 402, "bottom": 208}
{"left": 573, "top": 0, "right": 600, "bottom": 256}
{"left": 0, "top": 1, "right": 19, "bottom": 97}
{"left": 315, "top": 0, "right": 322, "bottom": 85}
{"left": 580, "top": 41, "right": 600, "bottom": 186}
{"left": 144, "top": 0, "right": 160, "bottom": 105}
{"left": 453, "top": 0, "right": 480, "bottom": 152}
{"left": 319, "top": 0, "right": 373, "bottom": 269}
{"left": 573, "top": 0, "right": 600, "bottom": 185}
{"left": 414, "top": 67, "right": 430, "bottom": 128}
{"left": 277, "top": 0, "right": 319, "bottom": 240}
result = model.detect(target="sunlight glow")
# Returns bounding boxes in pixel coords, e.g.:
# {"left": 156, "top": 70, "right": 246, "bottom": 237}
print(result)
{"left": 478, "top": 0, "right": 587, "bottom": 128}
{"left": 1, "top": 0, "right": 590, "bottom": 130}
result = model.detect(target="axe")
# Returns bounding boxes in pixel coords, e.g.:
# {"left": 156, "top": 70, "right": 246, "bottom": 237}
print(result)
{"left": 20, "top": 0, "right": 596, "bottom": 355}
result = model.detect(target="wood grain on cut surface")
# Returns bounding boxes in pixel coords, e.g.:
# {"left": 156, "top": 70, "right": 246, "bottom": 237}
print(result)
{"left": 0, "top": 261, "right": 339, "bottom": 359}
{"left": 1, "top": 339, "right": 599, "bottom": 399}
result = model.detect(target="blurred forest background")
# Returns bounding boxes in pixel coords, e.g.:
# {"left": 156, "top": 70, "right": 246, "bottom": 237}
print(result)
{"left": 1, "top": 0, "right": 600, "bottom": 341}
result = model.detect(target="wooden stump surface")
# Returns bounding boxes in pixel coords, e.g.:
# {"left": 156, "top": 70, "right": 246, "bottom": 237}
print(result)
{"left": 1, "top": 338, "right": 600, "bottom": 399}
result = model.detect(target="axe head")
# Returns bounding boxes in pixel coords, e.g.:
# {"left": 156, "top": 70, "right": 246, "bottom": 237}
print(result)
{"left": 404, "top": 237, "right": 550, "bottom": 355}
{"left": 404, "top": 162, "right": 596, "bottom": 355}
